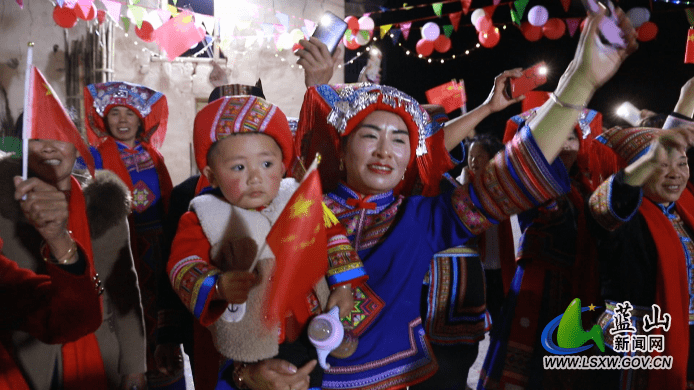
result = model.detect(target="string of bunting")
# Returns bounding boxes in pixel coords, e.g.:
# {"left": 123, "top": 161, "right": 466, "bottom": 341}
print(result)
{"left": 35, "top": 0, "right": 684, "bottom": 65}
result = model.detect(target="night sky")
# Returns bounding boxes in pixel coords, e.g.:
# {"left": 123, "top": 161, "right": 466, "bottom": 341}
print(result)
{"left": 345, "top": 0, "right": 694, "bottom": 140}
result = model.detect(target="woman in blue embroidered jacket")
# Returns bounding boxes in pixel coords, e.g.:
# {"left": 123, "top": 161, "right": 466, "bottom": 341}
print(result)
{"left": 284, "top": 10, "right": 637, "bottom": 390}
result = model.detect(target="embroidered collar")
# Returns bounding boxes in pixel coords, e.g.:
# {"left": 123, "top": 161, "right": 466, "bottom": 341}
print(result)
{"left": 328, "top": 182, "right": 395, "bottom": 214}
{"left": 657, "top": 202, "right": 677, "bottom": 219}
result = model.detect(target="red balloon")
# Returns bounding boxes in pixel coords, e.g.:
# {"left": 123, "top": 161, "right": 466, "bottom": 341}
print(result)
{"left": 135, "top": 21, "right": 155, "bottom": 42}
{"left": 542, "top": 18, "right": 566, "bottom": 40}
{"left": 434, "top": 35, "right": 451, "bottom": 53}
{"left": 520, "top": 22, "right": 542, "bottom": 42}
{"left": 53, "top": 5, "right": 78, "bottom": 29}
{"left": 76, "top": 3, "right": 96, "bottom": 20}
{"left": 479, "top": 27, "right": 500, "bottom": 48}
{"left": 637, "top": 21, "right": 658, "bottom": 42}
{"left": 416, "top": 38, "right": 434, "bottom": 57}
{"left": 97, "top": 9, "right": 106, "bottom": 24}
{"left": 345, "top": 16, "right": 360, "bottom": 32}
{"left": 474, "top": 16, "right": 492, "bottom": 32}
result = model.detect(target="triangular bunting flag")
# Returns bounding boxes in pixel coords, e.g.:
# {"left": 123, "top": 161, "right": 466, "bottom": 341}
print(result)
{"left": 379, "top": 6, "right": 389, "bottom": 12}
{"left": 450, "top": 11, "right": 462, "bottom": 31}
{"left": 391, "top": 28, "right": 401, "bottom": 44}
{"left": 101, "top": 0, "right": 121, "bottom": 22}
{"left": 380, "top": 24, "right": 392, "bottom": 39}
{"left": 275, "top": 12, "right": 289, "bottom": 30}
{"left": 56, "top": 0, "right": 64, "bottom": 7}
{"left": 401, "top": 21, "right": 412, "bottom": 40}
{"left": 561, "top": 0, "right": 571, "bottom": 12}
{"left": 157, "top": 9, "right": 171, "bottom": 23}
{"left": 510, "top": 8, "right": 521, "bottom": 25}
{"left": 565, "top": 17, "right": 581, "bottom": 37}
{"left": 166, "top": 4, "right": 179, "bottom": 17}
{"left": 443, "top": 24, "right": 454, "bottom": 37}
{"left": 274, "top": 24, "right": 286, "bottom": 34}
{"left": 304, "top": 19, "right": 316, "bottom": 35}
{"left": 127, "top": 5, "right": 146, "bottom": 28}
{"left": 493, "top": 0, "right": 501, "bottom": 5}
{"left": 261, "top": 23, "right": 274, "bottom": 38}
{"left": 687, "top": 9, "right": 694, "bottom": 26}
{"left": 513, "top": 0, "right": 530, "bottom": 20}
{"left": 121, "top": 16, "right": 131, "bottom": 32}
{"left": 237, "top": 20, "right": 251, "bottom": 31}
{"left": 153, "top": 11, "right": 205, "bottom": 61}
{"left": 461, "top": 0, "right": 472, "bottom": 15}
{"left": 433, "top": 3, "right": 443, "bottom": 16}
{"left": 483, "top": 5, "right": 498, "bottom": 18}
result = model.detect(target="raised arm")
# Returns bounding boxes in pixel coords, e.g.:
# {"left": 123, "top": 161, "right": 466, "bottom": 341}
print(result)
{"left": 443, "top": 68, "right": 524, "bottom": 151}
{"left": 528, "top": 8, "right": 638, "bottom": 164}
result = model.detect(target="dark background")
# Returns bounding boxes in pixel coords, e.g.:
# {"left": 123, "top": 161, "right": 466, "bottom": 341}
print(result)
{"left": 344, "top": 0, "right": 693, "bottom": 140}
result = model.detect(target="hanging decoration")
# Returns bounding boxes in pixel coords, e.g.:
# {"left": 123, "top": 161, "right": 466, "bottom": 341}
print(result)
{"left": 460, "top": 0, "right": 472, "bottom": 15}
{"left": 479, "top": 27, "right": 500, "bottom": 47}
{"left": 470, "top": 8, "right": 486, "bottom": 27}
{"left": 416, "top": 38, "right": 435, "bottom": 56}
{"left": 135, "top": 21, "right": 155, "bottom": 42}
{"left": 626, "top": 7, "right": 650, "bottom": 29}
{"left": 565, "top": 18, "right": 581, "bottom": 37}
{"left": 53, "top": 4, "right": 78, "bottom": 28}
{"left": 422, "top": 22, "right": 441, "bottom": 41}
{"left": 434, "top": 35, "right": 452, "bottom": 52}
{"left": 359, "top": 15, "right": 375, "bottom": 31}
{"left": 511, "top": 0, "right": 530, "bottom": 25}
{"left": 528, "top": 5, "right": 549, "bottom": 27}
{"left": 450, "top": 11, "right": 462, "bottom": 31}
{"left": 521, "top": 21, "right": 542, "bottom": 41}
{"left": 636, "top": 21, "right": 658, "bottom": 42}
{"left": 433, "top": 3, "right": 444, "bottom": 16}
{"left": 542, "top": 18, "right": 565, "bottom": 40}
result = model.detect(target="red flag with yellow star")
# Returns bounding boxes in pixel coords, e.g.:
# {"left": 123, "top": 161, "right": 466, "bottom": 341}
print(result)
{"left": 264, "top": 158, "right": 329, "bottom": 332}
{"left": 25, "top": 66, "right": 95, "bottom": 176}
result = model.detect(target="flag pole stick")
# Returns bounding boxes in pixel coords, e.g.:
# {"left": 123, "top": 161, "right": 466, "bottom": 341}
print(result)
{"left": 22, "top": 42, "right": 34, "bottom": 182}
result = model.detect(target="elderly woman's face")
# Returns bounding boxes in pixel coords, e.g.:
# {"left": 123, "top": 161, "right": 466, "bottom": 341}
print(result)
{"left": 106, "top": 106, "right": 140, "bottom": 147}
{"left": 644, "top": 149, "right": 689, "bottom": 205}
{"left": 343, "top": 110, "right": 410, "bottom": 195}
{"left": 28, "top": 139, "right": 77, "bottom": 191}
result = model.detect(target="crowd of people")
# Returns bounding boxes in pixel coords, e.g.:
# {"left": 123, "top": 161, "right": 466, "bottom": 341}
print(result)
{"left": 5, "top": 8, "right": 694, "bottom": 390}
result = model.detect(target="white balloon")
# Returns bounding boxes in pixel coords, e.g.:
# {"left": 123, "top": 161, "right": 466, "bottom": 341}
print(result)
{"left": 358, "top": 15, "right": 375, "bottom": 31}
{"left": 276, "top": 32, "right": 294, "bottom": 50}
{"left": 355, "top": 30, "right": 370, "bottom": 46}
{"left": 471, "top": 8, "right": 486, "bottom": 26}
{"left": 626, "top": 7, "right": 650, "bottom": 28}
{"left": 421, "top": 21, "right": 440, "bottom": 41}
{"left": 528, "top": 5, "right": 549, "bottom": 27}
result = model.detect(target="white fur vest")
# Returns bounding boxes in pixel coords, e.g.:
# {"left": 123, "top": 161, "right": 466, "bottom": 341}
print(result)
{"left": 190, "top": 178, "right": 329, "bottom": 362}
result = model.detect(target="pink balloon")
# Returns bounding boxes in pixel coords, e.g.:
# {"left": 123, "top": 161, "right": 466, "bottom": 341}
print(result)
{"left": 474, "top": 16, "right": 492, "bottom": 32}
{"left": 345, "top": 16, "right": 360, "bottom": 32}
{"left": 434, "top": 35, "right": 451, "bottom": 53}
{"left": 521, "top": 21, "right": 542, "bottom": 42}
{"left": 479, "top": 27, "right": 500, "bottom": 48}
{"left": 416, "top": 38, "right": 434, "bottom": 57}
{"left": 542, "top": 18, "right": 565, "bottom": 40}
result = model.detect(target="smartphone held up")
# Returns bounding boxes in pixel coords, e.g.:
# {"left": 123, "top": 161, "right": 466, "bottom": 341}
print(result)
{"left": 310, "top": 11, "right": 348, "bottom": 55}
{"left": 504, "top": 62, "right": 549, "bottom": 100}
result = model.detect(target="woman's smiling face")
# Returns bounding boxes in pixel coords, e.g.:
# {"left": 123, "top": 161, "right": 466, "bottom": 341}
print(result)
{"left": 343, "top": 110, "right": 411, "bottom": 195}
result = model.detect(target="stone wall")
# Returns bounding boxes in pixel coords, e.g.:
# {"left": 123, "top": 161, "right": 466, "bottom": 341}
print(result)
{"left": 0, "top": 0, "right": 344, "bottom": 185}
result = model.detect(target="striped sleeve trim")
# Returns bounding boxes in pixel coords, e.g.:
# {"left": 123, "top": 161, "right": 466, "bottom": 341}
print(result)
{"left": 169, "top": 256, "right": 220, "bottom": 318}
{"left": 589, "top": 174, "right": 642, "bottom": 231}
{"left": 467, "top": 125, "right": 570, "bottom": 224}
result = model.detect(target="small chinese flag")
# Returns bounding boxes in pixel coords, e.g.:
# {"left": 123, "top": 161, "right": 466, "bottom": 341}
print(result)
{"left": 153, "top": 10, "right": 206, "bottom": 61}
{"left": 425, "top": 80, "right": 466, "bottom": 113}
{"left": 685, "top": 28, "right": 694, "bottom": 64}
{"left": 264, "top": 158, "right": 330, "bottom": 331}
{"left": 25, "top": 66, "right": 94, "bottom": 177}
